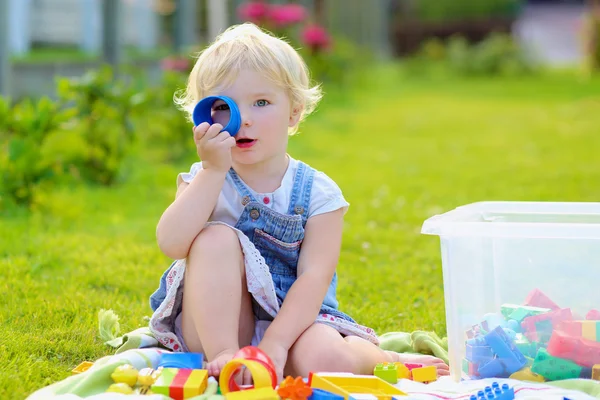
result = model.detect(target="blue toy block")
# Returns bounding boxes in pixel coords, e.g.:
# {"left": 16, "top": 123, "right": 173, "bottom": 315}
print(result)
{"left": 477, "top": 359, "right": 509, "bottom": 379}
{"left": 308, "top": 388, "right": 344, "bottom": 400}
{"left": 157, "top": 352, "right": 204, "bottom": 369}
{"left": 482, "top": 313, "right": 507, "bottom": 332}
{"left": 484, "top": 326, "right": 527, "bottom": 374}
{"left": 466, "top": 344, "right": 494, "bottom": 364}
{"left": 469, "top": 382, "right": 515, "bottom": 400}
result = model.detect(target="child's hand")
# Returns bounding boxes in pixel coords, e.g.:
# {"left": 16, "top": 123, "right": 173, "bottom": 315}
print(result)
{"left": 258, "top": 339, "right": 288, "bottom": 383}
{"left": 193, "top": 122, "right": 236, "bottom": 172}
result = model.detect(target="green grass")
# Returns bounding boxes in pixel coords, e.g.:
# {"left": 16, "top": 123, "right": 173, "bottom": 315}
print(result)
{"left": 2, "top": 64, "right": 600, "bottom": 398}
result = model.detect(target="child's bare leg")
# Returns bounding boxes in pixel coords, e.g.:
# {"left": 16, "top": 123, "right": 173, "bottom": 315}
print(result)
{"left": 285, "top": 323, "right": 449, "bottom": 377}
{"left": 180, "top": 224, "right": 255, "bottom": 377}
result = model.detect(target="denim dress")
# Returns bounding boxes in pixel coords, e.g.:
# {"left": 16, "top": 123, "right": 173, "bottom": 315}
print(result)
{"left": 148, "top": 161, "right": 379, "bottom": 351}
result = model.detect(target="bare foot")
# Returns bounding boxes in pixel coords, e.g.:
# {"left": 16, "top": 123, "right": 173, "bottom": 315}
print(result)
{"left": 207, "top": 349, "right": 253, "bottom": 385}
{"left": 207, "top": 349, "right": 237, "bottom": 379}
{"left": 385, "top": 351, "right": 450, "bottom": 376}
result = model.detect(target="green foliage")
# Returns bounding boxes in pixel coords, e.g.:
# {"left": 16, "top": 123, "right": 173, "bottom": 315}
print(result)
{"left": 408, "top": 33, "right": 535, "bottom": 77}
{"left": 56, "top": 67, "right": 146, "bottom": 185}
{"left": 3, "top": 66, "right": 600, "bottom": 399}
{"left": 0, "top": 97, "right": 77, "bottom": 209}
{"left": 406, "top": 0, "right": 523, "bottom": 22}
{"left": 142, "top": 71, "right": 195, "bottom": 163}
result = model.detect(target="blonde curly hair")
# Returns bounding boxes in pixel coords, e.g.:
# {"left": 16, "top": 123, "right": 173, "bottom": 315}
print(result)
{"left": 175, "top": 23, "right": 322, "bottom": 135}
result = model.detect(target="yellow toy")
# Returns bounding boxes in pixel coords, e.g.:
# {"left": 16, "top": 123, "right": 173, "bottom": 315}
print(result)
{"left": 219, "top": 359, "right": 274, "bottom": 394}
{"left": 410, "top": 366, "right": 437, "bottom": 383}
{"left": 510, "top": 367, "right": 546, "bottom": 382}
{"left": 394, "top": 363, "right": 409, "bottom": 380}
{"left": 71, "top": 361, "right": 94, "bottom": 375}
{"left": 225, "top": 387, "right": 279, "bottom": 399}
{"left": 111, "top": 364, "right": 139, "bottom": 386}
{"left": 310, "top": 373, "right": 407, "bottom": 399}
{"left": 106, "top": 382, "right": 134, "bottom": 394}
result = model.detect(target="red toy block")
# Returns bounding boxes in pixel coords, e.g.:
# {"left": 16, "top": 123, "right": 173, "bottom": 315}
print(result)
{"left": 588, "top": 310, "right": 600, "bottom": 320}
{"left": 524, "top": 289, "right": 560, "bottom": 310}
{"left": 522, "top": 308, "right": 573, "bottom": 341}
{"left": 557, "top": 321, "right": 583, "bottom": 337}
{"left": 547, "top": 330, "right": 600, "bottom": 367}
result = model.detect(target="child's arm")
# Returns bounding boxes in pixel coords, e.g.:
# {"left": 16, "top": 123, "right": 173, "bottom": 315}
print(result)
{"left": 156, "top": 168, "right": 227, "bottom": 260}
{"left": 156, "top": 122, "right": 235, "bottom": 260}
{"left": 260, "top": 207, "right": 345, "bottom": 350}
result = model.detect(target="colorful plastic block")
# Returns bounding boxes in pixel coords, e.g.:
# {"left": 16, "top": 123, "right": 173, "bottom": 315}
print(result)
{"left": 393, "top": 362, "right": 409, "bottom": 379}
{"left": 557, "top": 320, "right": 583, "bottom": 337}
{"left": 592, "top": 365, "right": 600, "bottom": 381}
{"left": 531, "top": 348, "right": 582, "bottom": 381}
{"left": 158, "top": 353, "right": 204, "bottom": 369}
{"left": 582, "top": 321, "right": 598, "bottom": 341}
{"left": 547, "top": 330, "right": 600, "bottom": 367}
{"left": 469, "top": 382, "right": 514, "bottom": 400}
{"left": 225, "top": 387, "right": 279, "bottom": 400}
{"left": 411, "top": 366, "right": 437, "bottom": 383}
{"left": 484, "top": 326, "right": 527, "bottom": 374}
{"left": 509, "top": 366, "right": 546, "bottom": 382}
{"left": 278, "top": 376, "right": 312, "bottom": 400}
{"left": 524, "top": 288, "right": 560, "bottom": 310}
{"left": 466, "top": 344, "right": 494, "bottom": 364}
{"left": 587, "top": 310, "right": 600, "bottom": 320}
{"left": 521, "top": 308, "right": 573, "bottom": 342}
{"left": 373, "top": 363, "right": 397, "bottom": 384}
{"left": 151, "top": 368, "right": 208, "bottom": 400}
{"left": 310, "top": 373, "right": 407, "bottom": 400}
{"left": 72, "top": 361, "right": 94, "bottom": 375}
{"left": 308, "top": 388, "right": 344, "bottom": 400}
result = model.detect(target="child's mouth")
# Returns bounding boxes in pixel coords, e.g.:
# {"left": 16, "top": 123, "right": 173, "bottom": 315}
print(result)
{"left": 236, "top": 139, "right": 256, "bottom": 148}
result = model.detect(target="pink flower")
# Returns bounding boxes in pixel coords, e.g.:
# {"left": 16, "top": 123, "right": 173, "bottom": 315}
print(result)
{"left": 268, "top": 4, "right": 306, "bottom": 27}
{"left": 238, "top": 1, "right": 270, "bottom": 24}
{"left": 160, "top": 56, "right": 190, "bottom": 72}
{"left": 301, "top": 24, "right": 331, "bottom": 51}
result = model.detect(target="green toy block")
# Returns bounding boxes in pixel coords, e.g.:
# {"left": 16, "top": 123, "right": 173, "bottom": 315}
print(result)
{"left": 151, "top": 368, "right": 177, "bottom": 397}
{"left": 462, "top": 358, "right": 469, "bottom": 375}
{"left": 509, "top": 308, "right": 532, "bottom": 323}
{"left": 501, "top": 304, "right": 520, "bottom": 318}
{"left": 531, "top": 348, "right": 582, "bottom": 381}
{"left": 374, "top": 363, "right": 398, "bottom": 384}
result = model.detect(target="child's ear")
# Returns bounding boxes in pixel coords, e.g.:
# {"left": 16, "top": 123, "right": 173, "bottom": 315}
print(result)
{"left": 289, "top": 105, "right": 303, "bottom": 127}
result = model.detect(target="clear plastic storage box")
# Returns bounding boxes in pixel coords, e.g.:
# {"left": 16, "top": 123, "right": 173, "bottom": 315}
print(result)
{"left": 422, "top": 202, "right": 600, "bottom": 382}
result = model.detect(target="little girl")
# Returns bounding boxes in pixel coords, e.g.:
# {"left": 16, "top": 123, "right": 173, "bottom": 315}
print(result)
{"left": 148, "top": 23, "right": 449, "bottom": 382}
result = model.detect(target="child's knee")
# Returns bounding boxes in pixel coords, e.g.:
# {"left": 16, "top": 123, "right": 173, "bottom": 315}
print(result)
{"left": 189, "top": 224, "right": 240, "bottom": 256}
{"left": 289, "top": 335, "right": 360, "bottom": 374}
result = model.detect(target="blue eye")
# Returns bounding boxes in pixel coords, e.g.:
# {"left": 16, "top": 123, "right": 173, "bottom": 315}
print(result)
{"left": 255, "top": 99, "right": 269, "bottom": 107}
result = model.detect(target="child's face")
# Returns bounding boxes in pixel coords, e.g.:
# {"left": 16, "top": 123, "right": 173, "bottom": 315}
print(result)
{"left": 210, "top": 68, "right": 298, "bottom": 167}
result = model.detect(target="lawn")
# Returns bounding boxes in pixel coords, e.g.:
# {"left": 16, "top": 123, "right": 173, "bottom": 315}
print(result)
{"left": 2, "top": 63, "right": 600, "bottom": 398}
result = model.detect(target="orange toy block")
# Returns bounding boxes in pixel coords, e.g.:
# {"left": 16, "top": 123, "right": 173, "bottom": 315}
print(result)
{"left": 278, "top": 376, "right": 312, "bottom": 400}
{"left": 410, "top": 366, "right": 438, "bottom": 383}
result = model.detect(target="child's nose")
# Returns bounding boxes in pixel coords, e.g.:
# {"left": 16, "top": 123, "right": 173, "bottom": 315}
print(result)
{"left": 241, "top": 111, "right": 253, "bottom": 127}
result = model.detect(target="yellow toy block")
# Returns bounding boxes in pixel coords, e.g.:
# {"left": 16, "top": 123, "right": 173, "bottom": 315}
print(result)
{"left": 72, "top": 361, "right": 94, "bottom": 375}
{"left": 582, "top": 321, "right": 598, "bottom": 341}
{"left": 411, "top": 366, "right": 437, "bottom": 383}
{"left": 509, "top": 367, "right": 546, "bottom": 383}
{"left": 225, "top": 387, "right": 279, "bottom": 400}
{"left": 184, "top": 369, "right": 208, "bottom": 398}
{"left": 310, "top": 373, "right": 407, "bottom": 400}
{"left": 393, "top": 363, "right": 409, "bottom": 380}
{"left": 592, "top": 365, "right": 600, "bottom": 381}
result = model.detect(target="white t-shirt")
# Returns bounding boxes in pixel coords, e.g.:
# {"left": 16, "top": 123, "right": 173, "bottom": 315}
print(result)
{"left": 177, "top": 156, "right": 350, "bottom": 226}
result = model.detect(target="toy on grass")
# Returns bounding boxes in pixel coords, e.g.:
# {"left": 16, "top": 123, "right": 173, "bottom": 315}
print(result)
{"left": 277, "top": 376, "right": 313, "bottom": 400}
{"left": 309, "top": 372, "right": 407, "bottom": 399}
{"left": 219, "top": 346, "right": 277, "bottom": 394}
{"left": 72, "top": 361, "right": 94, "bottom": 375}
{"left": 192, "top": 96, "right": 241, "bottom": 136}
